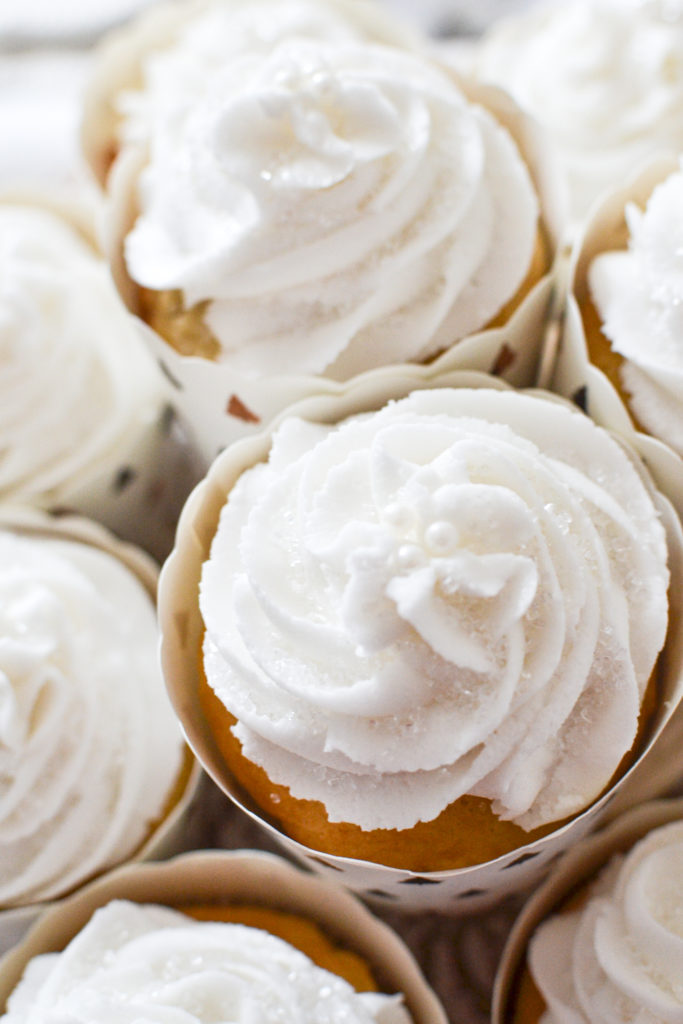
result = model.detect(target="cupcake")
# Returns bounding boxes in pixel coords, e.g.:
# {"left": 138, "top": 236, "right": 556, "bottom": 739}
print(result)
{"left": 574, "top": 157, "right": 683, "bottom": 458}
{"left": 158, "top": 370, "right": 683, "bottom": 909}
{"left": 471, "top": 0, "right": 683, "bottom": 226}
{"left": 493, "top": 798, "right": 683, "bottom": 1024}
{"left": 0, "top": 507, "right": 195, "bottom": 950}
{"left": 0, "top": 851, "right": 448, "bottom": 1024}
{"left": 85, "top": 0, "right": 560, "bottom": 459}
{"left": 0, "top": 197, "right": 203, "bottom": 562}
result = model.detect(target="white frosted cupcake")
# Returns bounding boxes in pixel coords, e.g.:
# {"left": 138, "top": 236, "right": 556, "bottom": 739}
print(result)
{"left": 85, "top": 0, "right": 559, "bottom": 459}
{"left": 0, "top": 198, "right": 202, "bottom": 561}
{"left": 158, "top": 369, "right": 683, "bottom": 911}
{"left": 493, "top": 798, "right": 683, "bottom": 1024}
{"left": 472, "top": 0, "right": 683, "bottom": 226}
{"left": 0, "top": 851, "right": 448, "bottom": 1024}
{"left": 0, "top": 508, "right": 195, "bottom": 950}
{"left": 580, "top": 158, "right": 683, "bottom": 458}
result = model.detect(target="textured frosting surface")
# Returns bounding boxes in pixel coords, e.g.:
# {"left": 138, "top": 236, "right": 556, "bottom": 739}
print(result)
{"left": 200, "top": 389, "right": 669, "bottom": 832}
{"left": 0, "top": 205, "right": 165, "bottom": 504}
{"left": 123, "top": 10, "right": 539, "bottom": 378}
{"left": 529, "top": 820, "right": 683, "bottom": 1023}
{"left": 473, "top": 0, "right": 683, "bottom": 223}
{"left": 589, "top": 162, "right": 683, "bottom": 455}
{"left": 1, "top": 899, "right": 410, "bottom": 1024}
{"left": 0, "top": 532, "right": 184, "bottom": 906}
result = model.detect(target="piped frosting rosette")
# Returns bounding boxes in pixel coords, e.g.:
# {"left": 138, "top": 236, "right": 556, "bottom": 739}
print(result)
{"left": 0, "top": 197, "right": 203, "bottom": 562}
{"left": 158, "top": 368, "right": 683, "bottom": 911}
{"left": 0, "top": 851, "right": 448, "bottom": 1024}
{"left": 471, "top": 0, "right": 683, "bottom": 227}
{"left": 0, "top": 506, "right": 198, "bottom": 954}
{"left": 492, "top": 798, "right": 683, "bottom": 1024}
{"left": 90, "top": 0, "right": 562, "bottom": 461}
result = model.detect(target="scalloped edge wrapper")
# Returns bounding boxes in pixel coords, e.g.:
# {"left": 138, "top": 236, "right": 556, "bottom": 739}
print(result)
{"left": 0, "top": 190, "right": 205, "bottom": 563}
{"left": 550, "top": 154, "right": 683, "bottom": 815}
{"left": 0, "top": 849, "right": 449, "bottom": 1024}
{"left": 491, "top": 796, "right": 683, "bottom": 1024}
{"left": 91, "top": 28, "right": 566, "bottom": 463}
{"left": 0, "top": 505, "right": 202, "bottom": 955}
{"left": 156, "top": 365, "right": 683, "bottom": 914}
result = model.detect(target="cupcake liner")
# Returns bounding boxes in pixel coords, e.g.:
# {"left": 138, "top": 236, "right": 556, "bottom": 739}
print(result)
{"left": 157, "top": 365, "right": 683, "bottom": 913}
{"left": 491, "top": 796, "right": 683, "bottom": 1024}
{"left": 0, "top": 191, "right": 205, "bottom": 563}
{"left": 0, "top": 505, "right": 202, "bottom": 955}
{"left": 0, "top": 849, "right": 449, "bottom": 1024}
{"left": 98, "top": 55, "right": 565, "bottom": 464}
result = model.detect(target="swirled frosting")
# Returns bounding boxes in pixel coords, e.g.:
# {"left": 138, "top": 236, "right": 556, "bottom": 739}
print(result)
{"left": 589, "top": 162, "right": 683, "bottom": 455}
{"left": 0, "top": 531, "right": 185, "bottom": 906}
{"left": 473, "top": 0, "right": 683, "bottom": 223}
{"left": 199, "top": 388, "right": 669, "bottom": 833}
{"left": 0, "top": 204, "right": 166, "bottom": 505}
{"left": 528, "top": 820, "right": 683, "bottom": 1023}
{"left": 1, "top": 899, "right": 411, "bottom": 1024}
{"left": 123, "top": 26, "right": 539, "bottom": 378}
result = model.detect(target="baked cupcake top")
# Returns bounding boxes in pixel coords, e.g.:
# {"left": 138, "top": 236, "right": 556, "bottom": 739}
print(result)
{"left": 119, "top": 24, "right": 540, "bottom": 378}
{"left": 472, "top": 0, "right": 683, "bottom": 224}
{"left": 0, "top": 204, "right": 166, "bottom": 505}
{"left": 0, "top": 898, "right": 411, "bottom": 1023}
{"left": 527, "top": 818, "right": 683, "bottom": 1022}
{"left": 199, "top": 388, "right": 669, "bottom": 835}
{"left": 0, "top": 530, "right": 184, "bottom": 907}
{"left": 588, "top": 161, "right": 683, "bottom": 455}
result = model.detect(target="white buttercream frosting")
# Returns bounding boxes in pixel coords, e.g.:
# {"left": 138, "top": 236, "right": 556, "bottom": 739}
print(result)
{"left": 0, "top": 531, "right": 185, "bottom": 906}
{"left": 199, "top": 388, "right": 669, "bottom": 833}
{"left": 589, "top": 162, "right": 683, "bottom": 455}
{"left": 528, "top": 819, "right": 683, "bottom": 1023}
{"left": 0, "top": 899, "right": 411, "bottom": 1024}
{"left": 473, "top": 0, "right": 683, "bottom": 223}
{"left": 122, "top": 17, "right": 539, "bottom": 378}
{"left": 0, "top": 204, "right": 166, "bottom": 506}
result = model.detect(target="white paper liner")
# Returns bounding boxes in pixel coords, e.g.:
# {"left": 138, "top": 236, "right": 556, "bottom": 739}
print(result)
{"left": 0, "top": 190, "right": 206, "bottom": 562}
{"left": 549, "top": 155, "right": 683, "bottom": 813}
{"left": 0, "top": 849, "right": 449, "bottom": 1024}
{"left": 157, "top": 365, "right": 683, "bottom": 914}
{"left": 95, "top": 44, "right": 566, "bottom": 463}
{"left": 491, "top": 796, "right": 683, "bottom": 1024}
{"left": 0, "top": 505, "right": 202, "bottom": 955}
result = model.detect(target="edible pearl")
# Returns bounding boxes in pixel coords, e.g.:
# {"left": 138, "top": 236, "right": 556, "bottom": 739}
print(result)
{"left": 425, "top": 520, "right": 457, "bottom": 553}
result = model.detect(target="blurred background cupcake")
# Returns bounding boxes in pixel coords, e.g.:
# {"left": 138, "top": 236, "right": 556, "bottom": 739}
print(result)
{"left": 470, "top": 0, "right": 683, "bottom": 229}
{"left": 0, "top": 850, "right": 448, "bottom": 1024}
{"left": 0, "top": 507, "right": 198, "bottom": 953}
{"left": 158, "top": 368, "right": 683, "bottom": 911}
{"left": 82, "top": 0, "right": 561, "bottom": 460}
{"left": 0, "top": 196, "right": 203, "bottom": 562}
{"left": 493, "top": 797, "right": 683, "bottom": 1023}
